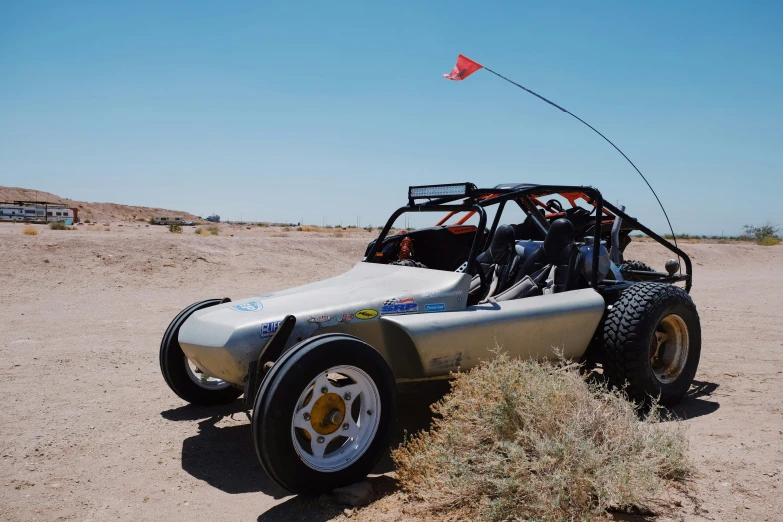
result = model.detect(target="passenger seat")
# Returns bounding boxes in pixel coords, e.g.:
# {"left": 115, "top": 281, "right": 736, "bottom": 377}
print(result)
{"left": 496, "top": 218, "right": 582, "bottom": 299}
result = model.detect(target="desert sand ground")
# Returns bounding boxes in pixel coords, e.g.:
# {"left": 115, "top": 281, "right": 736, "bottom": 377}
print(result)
{"left": 1, "top": 222, "right": 781, "bottom": 521}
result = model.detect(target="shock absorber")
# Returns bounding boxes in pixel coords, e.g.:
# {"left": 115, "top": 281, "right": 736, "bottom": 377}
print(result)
{"left": 398, "top": 237, "right": 414, "bottom": 261}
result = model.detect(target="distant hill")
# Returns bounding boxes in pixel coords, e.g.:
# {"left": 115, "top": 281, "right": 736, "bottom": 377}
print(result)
{"left": 0, "top": 187, "right": 66, "bottom": 205}
{"left": 0, "top": 186, "right": 201, "bottom": 223}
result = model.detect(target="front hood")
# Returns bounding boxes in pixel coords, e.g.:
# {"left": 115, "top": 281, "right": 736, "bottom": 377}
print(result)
{"left": 178, "top": 262, "right": 470, "bottom": 383}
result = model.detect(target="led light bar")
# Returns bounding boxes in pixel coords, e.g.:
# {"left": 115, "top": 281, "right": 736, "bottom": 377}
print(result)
{"left": 409, "top": 183, "right": 472, "bottom": 199}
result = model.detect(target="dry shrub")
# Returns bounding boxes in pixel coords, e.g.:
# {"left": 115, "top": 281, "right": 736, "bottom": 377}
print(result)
{"left": 22, "top": 225, "right": 38, "bottom": 236}
{"left": 356, "top": 354, "right": 690, "bottom": 522}
{"left": 49, "top": 221, "right": 68, "bottom": 230}
{"left": 282, "top": 226, "right": 292, "bottom": 232}
{"left": 297, "top": 226, "right": 326, "bottom": 232}
{"left": 333, "top": 230, "right": 344, "bottom": 238}
{"left": 743, "top": 222, "right": 779, "bottom": 245}
{"left": 207, "top": 224, "right": 219, "bottom": 236}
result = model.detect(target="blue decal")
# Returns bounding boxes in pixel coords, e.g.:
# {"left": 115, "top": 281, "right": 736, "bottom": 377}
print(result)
{"left": 231, "top": 301, "right": 263, "bottom": 312}
{"left": 425, "top": 303, "right": 446, "bottom": 313}
{"left": 260, "top": 320, "right": 282, "bottom": 338}
{"left": 381, "top": 297, "right": 418, "bottom": 315}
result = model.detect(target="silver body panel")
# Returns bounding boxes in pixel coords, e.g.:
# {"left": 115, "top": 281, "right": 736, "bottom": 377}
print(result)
{"left": 178, "top": 262, "right": 606, "bottom": 386}
{"left": 382, "top": 289, "right": 605, "bottom": 377}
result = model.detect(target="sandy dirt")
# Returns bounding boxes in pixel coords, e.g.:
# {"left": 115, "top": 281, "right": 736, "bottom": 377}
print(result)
{"left": 1, "top": 222, "right": 781, "bottom": 521}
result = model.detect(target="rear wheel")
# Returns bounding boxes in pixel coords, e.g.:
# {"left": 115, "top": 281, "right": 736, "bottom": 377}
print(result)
{"left": 602, "top": 282, "right": 701, "bottom": 405}
{"left": 253, "top": 334, "right": 396, "bottom": 494}
{"left": 159, "top": 299, "right": 243, "bottom": 405}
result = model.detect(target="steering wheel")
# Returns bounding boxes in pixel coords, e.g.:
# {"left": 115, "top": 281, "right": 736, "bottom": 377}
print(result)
{"left": 545, "top": 199, "right": 563, "bottom": 213}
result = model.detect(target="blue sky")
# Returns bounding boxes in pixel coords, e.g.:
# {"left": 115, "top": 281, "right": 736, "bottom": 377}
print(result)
{"left": 1, "top": 1, "right": 781, "bottom": 234}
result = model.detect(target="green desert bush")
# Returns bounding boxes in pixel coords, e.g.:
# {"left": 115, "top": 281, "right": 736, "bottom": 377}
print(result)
{"left": 758, "top": 237, "right": 781, "bottom": 246}
{"left": 743, "top": 222, "right": 780, "bottom": 246}
{"left": 357, "top": 354, "right": 690, "bottom": 522}
{"left": 168, "top": 223, "right": 182, "bottom": 233}
{"left": 48, "top": 221, "right": 68, "bottom": 230}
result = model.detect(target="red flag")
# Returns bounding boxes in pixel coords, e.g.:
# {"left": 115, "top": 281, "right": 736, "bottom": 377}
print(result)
{"left": 443, "top": 54, "right": 483, "bottom": 81}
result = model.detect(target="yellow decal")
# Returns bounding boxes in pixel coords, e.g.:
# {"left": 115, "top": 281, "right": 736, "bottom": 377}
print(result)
{"left": 355, "top": 309, "right": 378, "bottom": 320}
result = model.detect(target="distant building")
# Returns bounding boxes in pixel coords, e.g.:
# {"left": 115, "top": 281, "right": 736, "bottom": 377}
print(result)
{"left": 0, "top": 201, "right": 78, "bottom": 223}
{"left": 154, "top": 216, "right": 184, "bottom": 225}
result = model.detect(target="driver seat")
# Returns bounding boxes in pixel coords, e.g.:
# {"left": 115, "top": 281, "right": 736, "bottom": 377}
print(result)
{"left": 468, "top": 224, "right": 521, "bottom": 301}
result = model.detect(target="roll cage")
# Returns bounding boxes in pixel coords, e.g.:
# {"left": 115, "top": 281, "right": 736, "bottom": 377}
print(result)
{"left": 365, "top": 182, "right": 692, "bottom": 294}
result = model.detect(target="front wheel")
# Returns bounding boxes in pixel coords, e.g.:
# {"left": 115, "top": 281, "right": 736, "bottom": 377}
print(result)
{"left": 159, "top": 299, "right": 243, "bottom": 405}
{"left": 253, "top": 334, "right": 396, "bottom": 494}
{"left": 602, "top": 282, "right": 701, "bottom": 405}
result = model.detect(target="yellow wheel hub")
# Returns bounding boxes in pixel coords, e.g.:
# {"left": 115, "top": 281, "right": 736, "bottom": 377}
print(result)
{"left": 309, "top": 393, "right": 346, "bottom": 435}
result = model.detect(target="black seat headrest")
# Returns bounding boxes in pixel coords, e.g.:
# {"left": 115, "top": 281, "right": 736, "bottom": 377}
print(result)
{"left": 488, "top": 224, "right": 516, "bottom": 263}
{"left": 543, "top": 219, "right": 575, "bottom": 260}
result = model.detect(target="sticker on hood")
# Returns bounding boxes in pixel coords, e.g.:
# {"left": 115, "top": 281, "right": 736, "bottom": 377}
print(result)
{"left": 307, "top": 315, "right": 334, "bottom": 325}
{"left": 423, "top": 290, "right": 463, "bottom": 298}
{"left": 382, "top": 298, "right": 418, "bottom": 315}
{"left": 260, "top": 320, "right": 282, "bottom": 338}
{"left": 355, "top": 309, "right": 378, "bottom": 320}
{"left": 231, "top": 301, "right": 263, "bottom": 312}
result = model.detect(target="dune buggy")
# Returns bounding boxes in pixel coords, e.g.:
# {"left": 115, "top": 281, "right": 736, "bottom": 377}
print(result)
{"left": 159, "top": 182, "right": 700, "bottom": 494}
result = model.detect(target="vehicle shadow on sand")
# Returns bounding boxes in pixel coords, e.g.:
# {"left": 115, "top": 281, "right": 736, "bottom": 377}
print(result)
{"left": 160, "top": 380, "right": 452, "bottom": 504}
{"left": 585, "top": 369, "right": 721, "bottom": 422}
{"left": 161, "top": 402, "right": 289, "bottom": 498}
{"left": 662, "top": 379, "right": 720, "bottom": 421}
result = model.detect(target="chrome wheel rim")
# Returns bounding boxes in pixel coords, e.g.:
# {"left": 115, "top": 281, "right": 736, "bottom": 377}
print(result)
{"left": 650, "top": 314, "right": 690, "bottom": 384}
{"left": 184, "top": 357, "right": 232, "bottom": 390}
{"left": 291, "top": 365, "right": 381, "bottom": 472}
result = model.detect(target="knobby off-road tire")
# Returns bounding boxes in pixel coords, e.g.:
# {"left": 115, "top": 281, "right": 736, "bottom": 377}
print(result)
{"left": 159, "top": 299, "right": 243, "bottom": 406}
{"left": 602, "top": 282, "right": 701, "bottom": 405}
{"left": 253, "top": 334, "right": 396, "bottom": 494}
{"left": 619, "top": 259, "right": 655, "bottom": 282}
{"left": 620, "top": 260, "right": 654, "bottom": 272}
